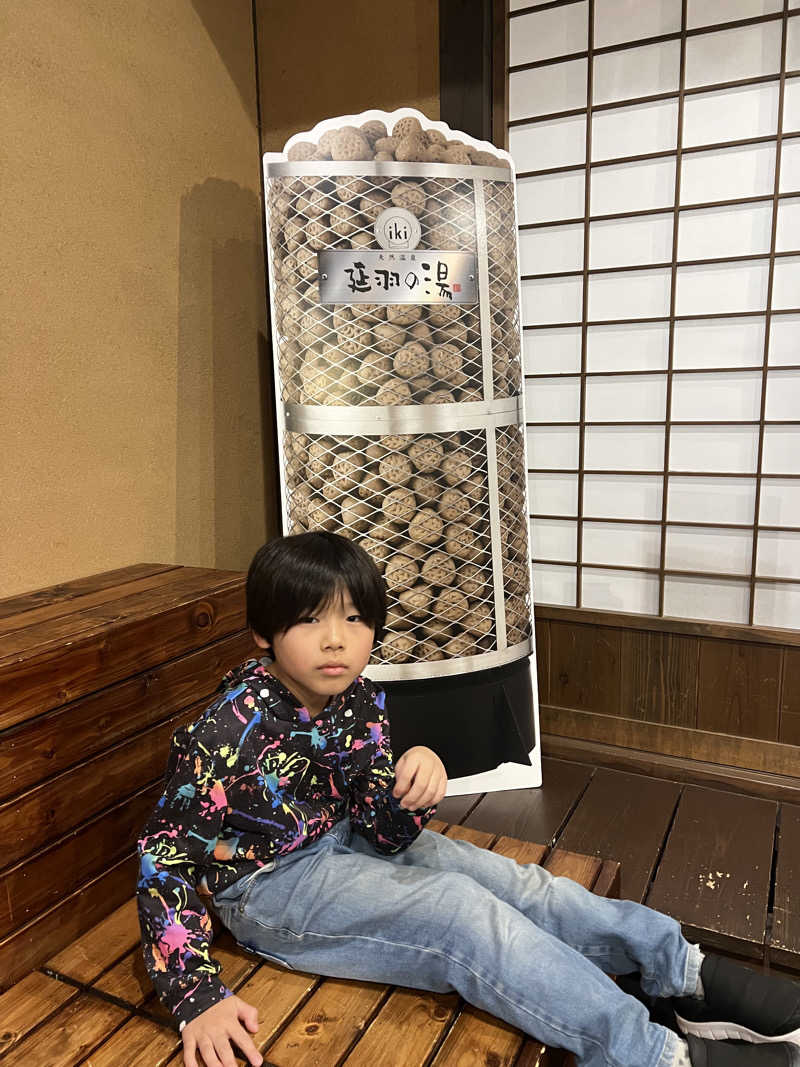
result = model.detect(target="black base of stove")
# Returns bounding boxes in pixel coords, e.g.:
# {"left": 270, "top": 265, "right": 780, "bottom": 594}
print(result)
{"left": 380, "top": 655, "right": 536, "bottom": 780}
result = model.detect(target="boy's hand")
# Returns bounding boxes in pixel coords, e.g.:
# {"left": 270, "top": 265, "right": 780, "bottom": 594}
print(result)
{"left": 393, "top": 746, "right": 447, "bottom": 810}
{"left": 182, "top": 996, "right": 262, "bottom": 1067}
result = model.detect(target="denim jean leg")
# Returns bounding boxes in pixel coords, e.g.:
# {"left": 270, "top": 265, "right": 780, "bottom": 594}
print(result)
{"left": 367, "top": 829, "right": 694, "bottom": 999}
{"left": 215, "top": 826, "right": 676, "bottom": 1067}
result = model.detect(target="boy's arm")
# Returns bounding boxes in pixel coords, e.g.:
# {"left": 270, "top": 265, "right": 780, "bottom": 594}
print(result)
{"left": 348, "top": 688, "right": 444, "bottom": 854}
{"left": 137, "top": 724, "right": 232, "bottom": 1030}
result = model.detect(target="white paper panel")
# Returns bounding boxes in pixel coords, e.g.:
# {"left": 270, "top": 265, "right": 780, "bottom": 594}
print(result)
{"left": 509, "top": 114, "right": 587, "bottom": 173}
{"left": 664, "top": 575, "right": 750, "bottom": 622}
{"left": 524, "top": 327, "right": 582, "bottom": 375}
{"left": 757, "top": 529, "right": 800, "bottom": 578}
{"left": 525, "top": 376, "right": 581, "bottom": 423}
{"left": 586, "top": 322, "right": 669, "bottom": 372}
{"left": 765, "top": 369, "right": 800, "bottom": 419}
{"left": 589, "top": 214, "right": 673, "bottom": 269}
{"left": 532, "top": 563, "right": 577, "bottom": 605}
{"left": 670, "top": 425, "right": 760, "bottom": 472}
{"left": 668, "top": 476, "right": 756, "bottom": 524}
{"left": 682, "top": 83, "right": 779, "bottom": 148}
{"left": 680, "top": 143, "right": 775, "bottom": 205}
{"left": 510, "top": 3, "right": 588, "bottom": 66}
{"left": 591, "top": 99, "right": 678, "bottom": 161}
{"left": 671, "top": 371, "right": 763, "bottom": 422}
{"left": 788, "top": 16, "right": 800, "bottom": 70}
{"left": 520, "top": 223, "right": 584, "bottom": 275}
{"left": 510, "top": 59, "right": 588, "bottom": 122}
{"left": 777, "top": 198, "right": 800, "bottom": 253}
{"left": 782, "top": 141, "right": 800, "bottom": 194}
{"left": 591, "top": 157, "right": 676, "bottom": 215}
{"left": 687, "top": 0, "right": 782, "bottom": 30}
{"left": 517, "top": 171, "right": 586, "bottom": 225}
{"left": 593, "top": 41, "right": 680, "bottom": 106}
{"left": 585, "top": 374, "right": 667, "bottom": 422}
{"left": 593, "top": 0, "right": 681, "bottom": 49}
{"left": 678, "top": 203, "right": 773, "bottom": 261}
{"left": 583, "top": 521, "right": 661, "bottom": 567}
{"left": 673, "top": 317, "right": 766, "bottom": 369}
{"left": 760, "top": 479, "right": 800, "bottom": 526}
{"left": 666, "top": 525, "right": 753, "bottom": 575}
{"left": 762, "top": 426, "right": 800, "bottom": 472}
{"left": 674, "top": 261, "right": 769, "bottom": 316}
{"left": 582, "top": 567, "right": 660, "bottom": 613}
{"left": 531, "top": 518, "right": 578, "bottom": 561}
{"left": 781, "top": 78, "right": 799, "bottom": 132}
{"left": 528, "top": 472, "right": 579, "bottom": 514}
{"left": 527, "top": 425, "right": 581, "bottom": 469}
{"left": 685, "top": 22, "right": 782, "bottom": 90}
{"left": 585, "top": 425, "right": 666, "bottom": 470}
{"left": 769, "top": 315, "right": 800, "bottom": 366}
{"left": 521, "top": 276, "right": 583, "bottom": 325}
{"left": 583, "top": 473, "right": 664, "bottom": 519}
{"left": 510, "top": 0, "right": 552, "bottom": 8}
{"left": 588, "top": 267, "right": 672, "bottom": 320}
{"left": 772, "top": 256, "right": 800, "bottom": 309}
{"left": 753, "top": 581, "right": 800, "bottom": 628}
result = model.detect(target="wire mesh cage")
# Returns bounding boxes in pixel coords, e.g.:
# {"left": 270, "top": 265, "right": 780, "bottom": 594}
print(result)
{"left": 264, "top": 109, "right": 533, "bottom": 680}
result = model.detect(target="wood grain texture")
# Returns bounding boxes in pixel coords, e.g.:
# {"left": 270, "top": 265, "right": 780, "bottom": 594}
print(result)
{"left": 435, "top": 792, "right": 482, "bottom": 825}
{"left": 464, "top": 758, "right": 591, "bottom": 846}
{"left": 697, "top": 640, "right": 781, "bottom": 741}
{"left": 619, "top": 629, "right": 697, "bottom": 727}
{"left": 535, "top": 618, "right": 550, "bottom": 705}
{"left": 0, "top": 564, "right": 176, "bottom": 622}
{"left": 780, "top": 650, "right": 800, "bottom": 744}
{"left": 342, "top": 987, "right": 459, "bottom": 1066}
{"left": 646, "top": 786, "right": 777, "bottom": 958}
{"left": 769, "top": 803, "right": 800, "bottom": 969}
{"left": 0, "top": 994, "right": 129, "bottom": 1067}
{"left": 81, "top": 1014, "right": 182, "bottom": 1067}
{"left": 0, "top": 971, "right": 78, "bottom": 1058}
{"left": 549, "top": 622, "right": 620, "bottom": 716}
{"left": 555, "top": 769, "right": 681, "bottom": 903}
{"left": 46, "top": 897, "right": 141, "bottom": 983}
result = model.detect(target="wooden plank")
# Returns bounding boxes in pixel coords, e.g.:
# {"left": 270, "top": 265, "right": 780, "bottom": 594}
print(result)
{"left": 47, "top": 898, "right": 140, "bottom": 984}
{"left": 443, "top": 824, "right": 495, "bottom": 847}
{"left": 81, "top": 1015, "right": 180, "bottom": 1067}
{"left": 0, "top": 628, "right": 254, "bottom": 801}
{"left": 1, "top": 993, "right": 128, "bottom": 1066}
{"left": 491, "top": 836, "right": 547, "bottom": 866}
{"left": 431, "top": 1006, "right": 523, "bottom": 1066}
{"left": 646, "top": 785, "right": 776, "bottom": 959}
{"left": 0, "top": 702, "right": 200, "bottom": 868}
{"left": 545, "top": 849, "right": 603, "bottom": 890}
{"left": 0, "top": 782, "right": 160, "bottom": 940}
{"left": 0, "top": 569, "right": 245, "bottom": 730}
{"left": 0, "top": 564, "right": 176, "bottom": 621}
{"left": 0, "top": 856, "right": 139, "bottom": 991}
{"left": 0, "top": 568, "right": 190, "bottom": 639}
{"left": 549, "top": 621, "right": 620, "bottom": 717}
{"left": 342, "top": 988, "right": 460, "bottom": 1066}
{"left": 0, "top": 971, "right": 78, "bottom": 1058}
{"left": 619, "top": 630, "right": 697, "bottom": 727}
{"left": 779, "top": 649, "right": 800, "bottom": 744}
{"left": 463, "top": 758, "right": 591, "bottom": 846}
{"left": 535, "top": 618, "right": 549, "bottom": 705}
{"left": 555, "top": 769, "right": 681, "bottom": 902}
{"left": 769, "top": 803, "right": 800, "bottom": 970}
{"left": 697, "top": 639, "right": 781, "bottom": 741}
{"left": 435, "top": 792, "right": 482, "bottom": 825}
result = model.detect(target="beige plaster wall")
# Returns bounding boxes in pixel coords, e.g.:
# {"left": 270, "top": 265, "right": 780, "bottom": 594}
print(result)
{"left": 1, "top": 0, "right": 274, "bottom": 598}
{"left": 256, "top": 0, "right": 439, "bottom": 152}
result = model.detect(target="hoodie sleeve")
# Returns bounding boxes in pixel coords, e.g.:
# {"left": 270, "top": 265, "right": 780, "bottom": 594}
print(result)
{"left": 348, "top": 684, "right": 435, "bottom": 854}
{"left": 137, "top": 720, "right": 232, "bottom": 1029}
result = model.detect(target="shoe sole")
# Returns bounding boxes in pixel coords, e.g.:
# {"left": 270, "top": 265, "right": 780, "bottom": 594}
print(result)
{"left": 675, "top": 1012, "right": 800, "bottom": 1046}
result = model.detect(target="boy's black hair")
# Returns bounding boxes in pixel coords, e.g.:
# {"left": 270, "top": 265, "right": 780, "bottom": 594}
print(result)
{"left": 246, "top": 531, "right": 387, "bottom": 648}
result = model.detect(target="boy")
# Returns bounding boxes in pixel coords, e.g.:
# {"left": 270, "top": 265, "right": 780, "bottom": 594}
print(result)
{"left": 138, "top": 532, "right": 800, "bottom": 1067}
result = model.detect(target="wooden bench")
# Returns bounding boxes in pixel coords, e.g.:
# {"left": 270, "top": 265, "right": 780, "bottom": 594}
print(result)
{"left": 0, "top": 821, "right": 620, "bottom": 1066}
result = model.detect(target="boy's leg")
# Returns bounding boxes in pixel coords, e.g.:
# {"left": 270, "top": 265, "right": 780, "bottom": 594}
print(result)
{"left": 362, "top": 827, "right": 700, "bottom": 1001}
{"left": 213, "top": 820, "right": 679, "bottom": 1067}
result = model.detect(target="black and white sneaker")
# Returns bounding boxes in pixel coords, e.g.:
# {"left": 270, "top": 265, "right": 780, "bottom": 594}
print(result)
{"left": 686, "top": 1035, "right": 800, "bottom": 1066}
{"left": 674, "top": 955, "right": 800, "bottom": 1046}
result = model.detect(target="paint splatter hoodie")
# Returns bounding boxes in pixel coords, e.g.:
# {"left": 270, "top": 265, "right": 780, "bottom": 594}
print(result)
{"left": 137, "top": 657, "right": 434, "bottom": 1029}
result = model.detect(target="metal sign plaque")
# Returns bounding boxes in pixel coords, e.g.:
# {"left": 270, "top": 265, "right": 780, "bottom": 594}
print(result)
{"left": 317, "top": 249, "right": 477, "bottom": 304}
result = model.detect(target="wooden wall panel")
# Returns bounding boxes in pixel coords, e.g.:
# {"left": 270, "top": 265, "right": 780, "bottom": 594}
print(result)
{"left": 697, "top": 641, "right": 781, "bottom": 741}
{"left": 549, "top": 622, "right": 620, "bottom": 716}
{"left": 619, "top": 630, "right": 697, "bottom": 727}
{"left": 534, "top": 618, "right": 549, "bottom": 706}
{"left": 780, "top": 650, "right": 800, "bottom": 745}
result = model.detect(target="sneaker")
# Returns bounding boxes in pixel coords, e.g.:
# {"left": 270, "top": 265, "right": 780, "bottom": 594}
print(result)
{"left": 687, "top": 1035, "right": 799, "bottom": 1065}
{"left": 674, "top": 955, "right": 800, "bottom": 1046}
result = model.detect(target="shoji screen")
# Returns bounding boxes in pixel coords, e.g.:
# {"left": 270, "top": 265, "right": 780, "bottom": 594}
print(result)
{"left": 508, "top": 0, "right": 800, "bottom": 628}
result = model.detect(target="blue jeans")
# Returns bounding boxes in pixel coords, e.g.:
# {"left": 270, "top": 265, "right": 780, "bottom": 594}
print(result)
{"left": 213, "top": 818, "right": 701, "bottom": 1067}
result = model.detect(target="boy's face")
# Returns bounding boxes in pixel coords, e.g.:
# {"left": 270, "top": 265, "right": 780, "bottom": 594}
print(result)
{"left": 253, "top": 591, "right": 375, "bottom": 715}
